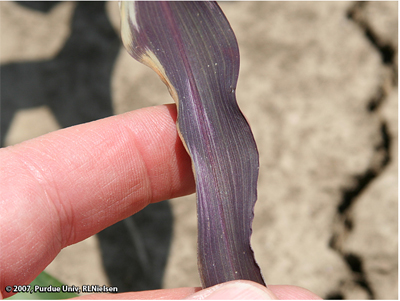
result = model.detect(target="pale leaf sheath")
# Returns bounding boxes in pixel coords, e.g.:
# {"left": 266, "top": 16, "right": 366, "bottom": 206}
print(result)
{"left": 120, "top": 1, "right": 265, "bottom": 288}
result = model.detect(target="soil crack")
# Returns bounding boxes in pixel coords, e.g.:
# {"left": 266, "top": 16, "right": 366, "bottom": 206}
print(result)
{"left": 327, "top": 2, "right": 396, "bottom": 299}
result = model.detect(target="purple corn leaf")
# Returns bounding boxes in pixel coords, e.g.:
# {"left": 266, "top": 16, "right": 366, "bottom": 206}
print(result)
{"left": 120, "top": 1, "right": 265, "bottom": 288}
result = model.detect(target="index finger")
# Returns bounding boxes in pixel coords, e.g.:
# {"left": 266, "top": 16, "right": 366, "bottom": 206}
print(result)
{"left": 0, "top": 104, "right": 195, "bottom": 297}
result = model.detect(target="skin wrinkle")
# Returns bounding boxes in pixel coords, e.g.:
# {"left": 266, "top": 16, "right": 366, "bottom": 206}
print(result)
{"left": 6, "top": 147, "right": 67, "bottom": 251}
{"left": 64, "top": 119, "right": 155, "bottom": 246}
{"left": 49, "top": 150, "right": 77, "bottom": 250}
{"left": 167, "top": 138, "right": 181, "bottom": 199}
{"left": 157, "top": 117, "right": 180, "bottom": 198}
{"left": 83, "top": 115, "right": 162, "bottom": 242}
{"left": 144, "top": 116, "right": 176, "bottom": 198}
{"left": 20, "top": 141, "right": 89, "bottom": 250}
{"left": 127, "top": 108, "right": 177, "bottom": 201}
{"left": 126, "top": 117, "right": 158, "bottom": 207}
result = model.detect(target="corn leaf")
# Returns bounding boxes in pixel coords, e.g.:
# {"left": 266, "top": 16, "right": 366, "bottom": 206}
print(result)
{"left": 120, "top": 1, "right": 265, "bottom": 288}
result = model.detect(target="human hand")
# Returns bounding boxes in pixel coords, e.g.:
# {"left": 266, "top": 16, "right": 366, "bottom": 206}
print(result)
{"left": 0, "top": 104, "right": 321, "bottom": 300}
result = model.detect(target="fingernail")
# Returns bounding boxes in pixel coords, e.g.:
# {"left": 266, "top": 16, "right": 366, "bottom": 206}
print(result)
{"left": 185, "top": 281, "right": 277, "bottom": 300}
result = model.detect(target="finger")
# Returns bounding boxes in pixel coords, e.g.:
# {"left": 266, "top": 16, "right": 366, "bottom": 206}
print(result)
{"left": 72, "top": 287, "right": 201, "bottom": 300}
{"left": 184, "top": 280, "right": 278, "bottom": 300}
{"left": 0, "top": 104, "right": 195, "bottom": 297}
{"left": 268, "top": 285, "right": 322, "bottom": 300}
{"left": 183, "top": 281, "right": 322, "bottom": 300}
